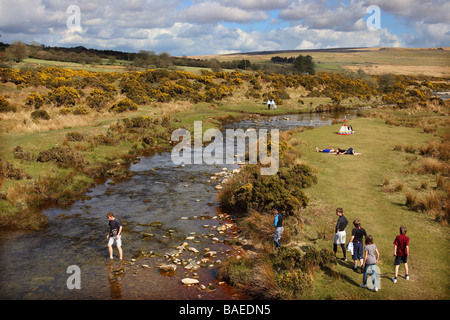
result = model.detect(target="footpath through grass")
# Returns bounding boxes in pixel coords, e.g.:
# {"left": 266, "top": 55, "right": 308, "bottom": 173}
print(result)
{"left": 291, "top": 117, "right": 449, "bottom": 299}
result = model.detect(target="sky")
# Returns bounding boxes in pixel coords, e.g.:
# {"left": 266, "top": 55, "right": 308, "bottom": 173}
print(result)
{"left": 0, "top": 0, "right": 449, "bottom": 56}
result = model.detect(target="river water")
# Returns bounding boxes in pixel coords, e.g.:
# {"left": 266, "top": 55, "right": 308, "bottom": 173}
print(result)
{"left": 0, "top": 110, "right": 357, "bottom": 300}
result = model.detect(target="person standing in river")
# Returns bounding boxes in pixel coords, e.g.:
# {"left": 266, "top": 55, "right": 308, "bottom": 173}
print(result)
{"left": 107, "top": 212, "right": 123, "bottom": 260}
{"left": 333, "top": 207, "right": 348, "bottom": 261}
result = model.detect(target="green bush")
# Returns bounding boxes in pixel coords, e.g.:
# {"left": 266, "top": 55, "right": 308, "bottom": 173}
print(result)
{"left": 220, "top": 163, "right": 316, "bottom": 216}
{"left": 37, "top": 147, "right": 87, "bottom": 168}
{"left": 31, "top": 109, "right": 50, "bottom": 120}
{"left": 66, "top": 132, "right": 85, "bottom": 141}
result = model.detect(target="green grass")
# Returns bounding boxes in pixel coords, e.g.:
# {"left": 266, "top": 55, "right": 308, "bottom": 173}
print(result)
{"left": 290, "top": 117, "right": 449, "bottom": 299}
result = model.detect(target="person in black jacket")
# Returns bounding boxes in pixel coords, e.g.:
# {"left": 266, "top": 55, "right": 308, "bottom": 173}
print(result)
{"left": 347, "top": 219, "right": 367, "bottom": 272}
{"left": 333, "top": 207, "right": 348, "bottom": 261}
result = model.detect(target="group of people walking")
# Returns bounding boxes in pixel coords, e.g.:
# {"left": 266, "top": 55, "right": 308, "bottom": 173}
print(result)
{"left": 333, "top": 208, "right": 410, "bottom": 292}
{"left": 273, "top": 207, "right": 410, "bottom": 293}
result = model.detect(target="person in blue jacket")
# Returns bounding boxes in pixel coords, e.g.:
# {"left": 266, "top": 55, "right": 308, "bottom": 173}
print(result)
{"left": 273, "top": 209, "right": 283, "bottom": 248}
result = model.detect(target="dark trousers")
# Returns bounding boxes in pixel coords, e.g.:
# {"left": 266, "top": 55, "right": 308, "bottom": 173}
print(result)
{"left": 334, "top": 243, "right": 346, "bottom": 258}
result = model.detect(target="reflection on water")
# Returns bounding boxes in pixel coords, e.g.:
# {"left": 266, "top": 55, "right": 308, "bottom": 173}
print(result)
{"left": 0, "top": 111, "right": 358, "bottom": 300}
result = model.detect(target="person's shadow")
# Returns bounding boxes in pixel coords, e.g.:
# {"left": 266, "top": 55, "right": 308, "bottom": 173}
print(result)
{"left": 324, "top": 259, "right": 361, "bottom": 287}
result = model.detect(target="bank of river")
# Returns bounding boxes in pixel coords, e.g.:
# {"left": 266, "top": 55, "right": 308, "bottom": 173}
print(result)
{"left": 0, "top": 110, "right": 358, "bottom": 300}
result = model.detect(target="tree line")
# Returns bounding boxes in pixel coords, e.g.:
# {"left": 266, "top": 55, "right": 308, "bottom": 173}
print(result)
{"left": 0, "top": 41, "right": 315, "bottom": 74}
{"left": 271, "top": 54, "right": 316, "bottom": 75}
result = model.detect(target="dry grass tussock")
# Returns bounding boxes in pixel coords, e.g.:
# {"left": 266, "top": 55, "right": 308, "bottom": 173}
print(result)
{"left": 1, "top": 108, "right": 103, "bottom": 133}
{"left": 156, "top": 100, "right": 193, "bottom": 116}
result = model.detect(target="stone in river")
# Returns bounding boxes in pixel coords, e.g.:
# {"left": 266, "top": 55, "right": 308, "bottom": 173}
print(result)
{"left": 182, "top": 278, "right": 199, "bottom": 286}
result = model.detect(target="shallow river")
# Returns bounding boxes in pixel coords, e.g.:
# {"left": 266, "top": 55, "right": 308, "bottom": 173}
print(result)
{"left": 0, "top": 110, "right": 357, "bottom": 300}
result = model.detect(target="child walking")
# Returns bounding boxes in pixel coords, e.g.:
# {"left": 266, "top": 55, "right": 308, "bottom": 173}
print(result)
{"left": 347, "top": 219, "right": 367, "bottom": 272}
{"left": 360, "top": 235, "right": 380, "bottom": 292}
{"left": 392, "top": 225, "right": 410, "bottom": 283}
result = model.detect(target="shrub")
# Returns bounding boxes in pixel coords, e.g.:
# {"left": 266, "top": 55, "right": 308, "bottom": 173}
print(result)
{"left": 93, "top": 133, "right": 116, "bottom": 145}
{"left": 13, "top": 146, "right": 33, "bottom": 161}
{"left": 123, "top": 116, "right": 153, "bottom": 128}
{"left": 109, "top": 98, "right": 138, "bottom": 113}
{"left": 0, "top": 158, "right": 31, "bottom": 181}
{"left": 277, "top": 269, "right": 313, "bottom": 296}
{"left": 25, "top": 93, "right": 44, "bottom": 109}
{"left": 37, "top": 147, "right": 87, "bottom": 168}
{"left": 73, "top": 106, "right": 90, "bottom": 115}
{"left": 59, "top": 108, "right": 72, "bottom": 115}
{"left": 65, "top": 132, "right": 85, "bottom": 141}
{"left": 0, "top": 96, "right": 16, "bottom": 113}
{"left": 86, "top": 88, "right": 113, "bottom": 110}
{"left": 219, "top": 163, "right": 316, "bottom": 216}
{"left": 31, "top": 110, "right": 50, "bottom": 120}
{"left": 47, "top": 86, "right": 80, "bottom": 107}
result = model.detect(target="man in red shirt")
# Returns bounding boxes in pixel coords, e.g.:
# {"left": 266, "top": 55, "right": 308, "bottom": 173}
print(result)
{"left": 392, "top": 225, "right": 410, "bottom": 283}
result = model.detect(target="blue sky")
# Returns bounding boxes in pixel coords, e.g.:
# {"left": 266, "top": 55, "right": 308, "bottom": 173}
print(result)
{"left": 0, "top": 0, "right": 448, "bottom": 56}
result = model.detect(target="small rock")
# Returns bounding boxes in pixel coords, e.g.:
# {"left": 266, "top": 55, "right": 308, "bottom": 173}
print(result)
{"left": 158, "top": 264, "right": 177, "bottom": 273}
{"left": 189, "top": 247, "right": 199, "bottom": 254}
{"left": 181, "top": 278, "right": 200, "bottom": 286}
{"left": 204, "top": 251, "right": 217, "bottom": 258}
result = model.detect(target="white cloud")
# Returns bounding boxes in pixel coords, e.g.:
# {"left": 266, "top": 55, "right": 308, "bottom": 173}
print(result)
{"left": 0, "top": 0, "right": 447, "bottom": 56}
{"left": 370, "top": 0, "right": 450, "bottom": 24}
{"left": 182, "top": 1, "right": 268, "bottom": 24}
{"left": 221, "top": 0, "right": 291, "bottom": 10}
{"left": 279, "top": 0, "right": 368, "bottom": 31}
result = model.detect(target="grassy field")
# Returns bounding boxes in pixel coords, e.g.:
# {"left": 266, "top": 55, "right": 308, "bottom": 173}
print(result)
{"left": 193, "top": 47, "right": 450, "bottom": 76}
{"left": 286, "top": 117, "right": 449, "bottom": 299}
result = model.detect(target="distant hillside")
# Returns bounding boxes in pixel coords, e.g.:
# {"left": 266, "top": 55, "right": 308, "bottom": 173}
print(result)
{"left": 2, "top": 42, "right": 449, "bottom": 77}
{"left": 191, "top": 47, "right": 450, "bottom": 77}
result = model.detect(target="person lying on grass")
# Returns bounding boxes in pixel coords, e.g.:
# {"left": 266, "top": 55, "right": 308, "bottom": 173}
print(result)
{"left": 336, "top": 147, "right": 362, "bottom": 155}
{"left": 316, "top": 147, "right": 337, "bottom": 154}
